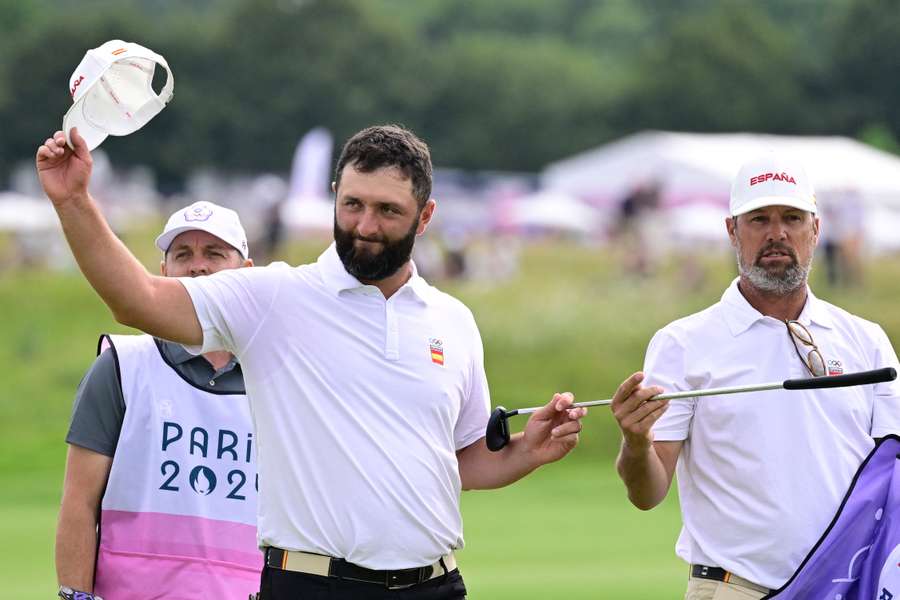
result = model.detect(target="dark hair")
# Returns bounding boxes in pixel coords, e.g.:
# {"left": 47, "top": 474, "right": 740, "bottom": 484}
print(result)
{"left": 334, "top": 124, "right": 432, "bottom": 206}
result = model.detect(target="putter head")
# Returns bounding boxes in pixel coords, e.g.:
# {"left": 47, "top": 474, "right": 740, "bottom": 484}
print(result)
{"left": 486, "top": 406, "right": 511, "bottom": 452}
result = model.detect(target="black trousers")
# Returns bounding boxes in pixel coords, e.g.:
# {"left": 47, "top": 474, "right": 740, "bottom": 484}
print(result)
{"left": 257, "top": 564, "right": 468, "bottom": 600}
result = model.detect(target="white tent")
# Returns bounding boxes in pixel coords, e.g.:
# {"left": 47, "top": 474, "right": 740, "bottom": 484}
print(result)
{"left": 505, "top": 190, "right": 598, "bottom": 236}
{"left": 0, "top": 192, "right": 59, "bottom": 232}
{"left": 280, "top": 198, "right": 333, "bottom": 231}
{"left": 542, "top": 131, "right": 900, "bottom": 251}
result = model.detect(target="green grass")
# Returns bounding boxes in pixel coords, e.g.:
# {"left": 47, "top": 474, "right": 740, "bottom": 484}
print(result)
{"left": 3, "top": 235, "right": 900, "bottom": 597}
{"left": 458, "top": 464, "right": 685, "bottom": 598}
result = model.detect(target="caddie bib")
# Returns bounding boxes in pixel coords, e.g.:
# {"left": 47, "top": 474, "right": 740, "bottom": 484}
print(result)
{"left": 93, "top": 334, "right": 261, "bottom": 599}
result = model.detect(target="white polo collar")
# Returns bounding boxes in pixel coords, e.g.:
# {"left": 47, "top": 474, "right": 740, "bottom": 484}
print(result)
{"left": 721, "top": 277, "right": 835, "bottom": 337}
{"left": 317, "top": 243, "right": 431, "bottom": 305}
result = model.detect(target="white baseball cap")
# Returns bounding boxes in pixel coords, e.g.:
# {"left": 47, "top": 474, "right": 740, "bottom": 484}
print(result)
{"left": 156, "top": 201, "right": 250, "bottom": 259}
{"left": 730, "top": 152, "right": 817, "bottom": 216}
{"left": 63, "top": 40, "right": 174, "bottom": 151}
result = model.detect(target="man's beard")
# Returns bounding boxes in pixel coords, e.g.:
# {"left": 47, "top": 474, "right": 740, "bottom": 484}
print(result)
{"left": 334, "top": 217, "right": 418, "bottom": 281}
{"left": 736, "top": 240, "right": 812, "bottom": 296}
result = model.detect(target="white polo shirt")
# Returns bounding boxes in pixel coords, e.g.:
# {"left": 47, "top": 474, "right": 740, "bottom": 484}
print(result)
{"left": 178, "top": 244, "right": 490, "bottom": 569}
{"left": 648, "top": 278, "right": 900, "bottom": 590}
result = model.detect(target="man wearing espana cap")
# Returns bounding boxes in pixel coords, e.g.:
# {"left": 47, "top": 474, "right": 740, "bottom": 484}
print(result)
{"left": 55, "top": 201, "right": 260, "bottom": 600}
{"left": 610, "top": 153, "right": 900, "bottom": 599}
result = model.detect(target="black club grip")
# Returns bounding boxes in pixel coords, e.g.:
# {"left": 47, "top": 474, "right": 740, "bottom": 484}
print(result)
{"left": 783, "top": 367, "right": 897, "bottom": 390}
{"left": 486, "top": 407, "right": 512, "bottom": 452}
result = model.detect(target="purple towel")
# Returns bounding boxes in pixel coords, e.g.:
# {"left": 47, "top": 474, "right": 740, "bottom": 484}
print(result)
{"left": 769, "top": 435, "right": 900, "bottom": 599}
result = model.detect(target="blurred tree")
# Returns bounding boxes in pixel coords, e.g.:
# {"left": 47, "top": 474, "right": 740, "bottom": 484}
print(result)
{"left": 396, "top": 0, "right": 596, "bottom": 41}
{"left": 0, "top": 1, "right": 212, "bottom": 187}
{"left": 830, "top": 0, "right": 900, "bottom": 150}
{"left": 1, "top": 0, "right": 897, "bottom": 187}
{"left": 0, "top": 0, "right": 45, "bottom": 179}
{"left": 621, "top": 1, "right": 821, "bottom": 133}
{"left": 108, "top": 7, "right": 231, "bottom": 190}
{"left": 858, "top": 123, "right": 900, "bottom": 155}
{"left": 192, "top": 0, "right": 427, "bottom": 178}
{"left": 0, "top": 8, "right": 155, "bottom": 183}
{"left": 422, "top": 34, "right": 615, "bottom": 170}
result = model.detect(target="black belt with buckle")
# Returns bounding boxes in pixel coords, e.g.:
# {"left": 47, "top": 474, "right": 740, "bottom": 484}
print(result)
{"left": 691, "top": 564, "right": 772, "bottom": 594}
{"left": 266, "top": 548, "right": 439, "bottom": 589}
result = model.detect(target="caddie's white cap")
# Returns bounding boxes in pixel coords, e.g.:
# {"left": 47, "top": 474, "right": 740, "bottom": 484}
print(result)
{"left": 730, "top": 152, "right": 817, "bottom": 216}
{"left": 156, "top": 201, "right": 250, "bottom": 259}
{"left": 63, "top": 40, "right": 174, "bottom": 151}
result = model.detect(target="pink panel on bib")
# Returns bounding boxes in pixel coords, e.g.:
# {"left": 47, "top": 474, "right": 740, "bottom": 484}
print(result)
{"left": 93, "top": 510, "right": 261, "bottom": 599}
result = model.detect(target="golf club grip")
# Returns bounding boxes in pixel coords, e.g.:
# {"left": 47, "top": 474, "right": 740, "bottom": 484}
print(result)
{"left": 782, "top": 367, "right": 897, "bottom": 390}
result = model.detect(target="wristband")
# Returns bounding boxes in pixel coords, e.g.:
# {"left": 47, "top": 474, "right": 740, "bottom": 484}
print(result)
{"left": 58, "top": 586, "right": 104, "bottom": 600}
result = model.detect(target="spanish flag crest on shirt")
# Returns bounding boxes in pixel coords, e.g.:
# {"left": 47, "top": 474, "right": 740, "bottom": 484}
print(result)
{"left": 429, "top": 338, "right": 444, "bottom": 366}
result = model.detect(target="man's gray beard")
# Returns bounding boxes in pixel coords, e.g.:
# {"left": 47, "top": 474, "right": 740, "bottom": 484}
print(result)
{"left": 739, "top": 261, "right": 809, "bottom": 295}
{"left": 736, "top": 245, "right": 812, "bottom": 295}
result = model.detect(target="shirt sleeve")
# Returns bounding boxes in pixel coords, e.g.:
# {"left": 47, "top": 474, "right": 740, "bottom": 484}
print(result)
{"left": 870, "top": 325, "right": 900, "bottom": 438}
{"left": 65, "top": 348, "right": 125, "bottom": 457}
{"left": 646, "top": 328, "right": 694, "bottom": 442}
{"left": 178, "top": 264, "right": 284, "bottom": 357}
{"left": 454, "top": 317, "right": 491, "bottom": 450}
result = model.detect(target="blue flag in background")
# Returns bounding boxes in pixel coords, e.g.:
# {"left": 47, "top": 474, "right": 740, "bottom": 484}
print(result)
{"left": 769, "top": 435, "right": 900, "bottom": 599}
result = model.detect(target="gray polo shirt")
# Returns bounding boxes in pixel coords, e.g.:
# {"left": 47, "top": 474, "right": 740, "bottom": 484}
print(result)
{"left": 66, "top": 338, "right": 245, "bottom": 456}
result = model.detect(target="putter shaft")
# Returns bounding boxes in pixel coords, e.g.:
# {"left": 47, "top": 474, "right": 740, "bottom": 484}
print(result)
{"left": 514, "top": 381, "right": 785, "bottom": 416}
{"left": 488, "top": 368, "right": 895, "bottom": 452}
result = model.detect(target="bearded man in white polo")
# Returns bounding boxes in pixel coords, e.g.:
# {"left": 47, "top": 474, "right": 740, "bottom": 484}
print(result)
{"left": 610, "top": 153, "right": 900, "bottom": 599}
{"left": 55, "top": 201, "right": 259, "bottom": 600}
{"left": 37, "top": 124, "right": 586, "bottom": 600}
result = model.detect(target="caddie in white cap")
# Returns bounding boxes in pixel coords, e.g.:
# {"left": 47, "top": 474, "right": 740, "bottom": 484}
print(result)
{"left": 612, "top": 151, "right": 900, "bottom": 599}
{"left": 54, "top": 200, "right": 258, "bottom": 600}
{"left": 156, "top": 200, "right": 251, "bottom": 262}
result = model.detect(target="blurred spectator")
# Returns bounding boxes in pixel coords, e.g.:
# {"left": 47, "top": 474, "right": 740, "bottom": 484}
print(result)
{"left": 443, "top": 228, "right": 469, "bottom": 279}
{"left": 410, "top": 235, "right": 444, "bottom": 281}
{"left": 256, "top": 198, "right": 286, "bottom": 265}
{"left": 615, "top": 181, "right": 662, "bottom": 278}
{"left": 820, "top": 190, "right": 865, "bottom": 287}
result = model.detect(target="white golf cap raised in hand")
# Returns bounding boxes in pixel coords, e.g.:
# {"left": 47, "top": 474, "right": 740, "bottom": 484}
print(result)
{"left": 63, "top": 40, "right": 174, "bottom": 151}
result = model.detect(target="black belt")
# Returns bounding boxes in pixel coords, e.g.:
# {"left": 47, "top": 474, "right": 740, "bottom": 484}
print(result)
{"left": 691, "top": 564, "right": 772, "bottom": 594}
{"left": 265, "top": 548, "right": 450, "bottom": 590}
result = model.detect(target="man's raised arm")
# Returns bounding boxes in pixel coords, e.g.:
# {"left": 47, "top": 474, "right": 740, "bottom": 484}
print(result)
{"left": 36, "top": 128, "right": 201, "bottom": 345}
